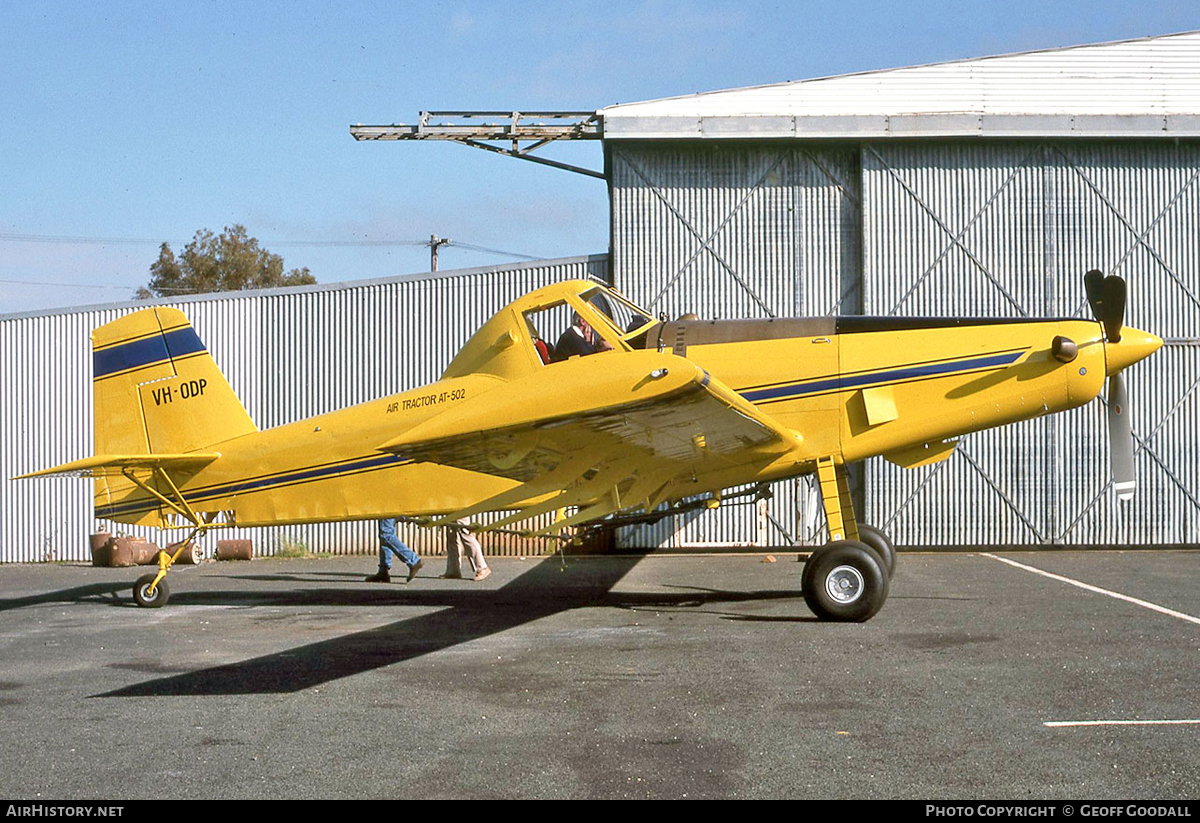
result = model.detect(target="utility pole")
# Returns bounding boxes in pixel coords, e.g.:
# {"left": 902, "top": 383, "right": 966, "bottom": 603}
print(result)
{"left": 429, "top": 234, "right": 451, "bottom": 272}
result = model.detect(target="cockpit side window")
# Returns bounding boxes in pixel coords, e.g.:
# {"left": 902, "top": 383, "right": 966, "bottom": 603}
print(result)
{"left": 522, "top": 302, "right": 574, "bottom": 366}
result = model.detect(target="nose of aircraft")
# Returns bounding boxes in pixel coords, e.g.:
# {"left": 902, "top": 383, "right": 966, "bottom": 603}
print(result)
{"left": 1104, "top": 326, "right": 1163, "bottom": 376}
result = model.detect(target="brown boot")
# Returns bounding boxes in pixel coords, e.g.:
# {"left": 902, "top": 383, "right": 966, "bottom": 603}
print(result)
{"left": 365, "top": 566, "right": 391, "bottom": 583}
{"left": 406, "top": 559, "right": 424, "bottom": 582}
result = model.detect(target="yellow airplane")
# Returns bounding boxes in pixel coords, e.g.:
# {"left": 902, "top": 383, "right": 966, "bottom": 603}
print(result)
{"left": 20, "top": 271, "right": 1161, "bottom": 620}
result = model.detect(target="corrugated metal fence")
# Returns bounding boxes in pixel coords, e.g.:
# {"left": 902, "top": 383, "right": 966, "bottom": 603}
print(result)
{"left": 0, "top": 256, "right": 609, "bottom": 563}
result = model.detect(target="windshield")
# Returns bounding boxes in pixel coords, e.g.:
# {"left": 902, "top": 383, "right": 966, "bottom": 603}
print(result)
{"left": 581, "top": 286, "right": 656, "bottom": 340}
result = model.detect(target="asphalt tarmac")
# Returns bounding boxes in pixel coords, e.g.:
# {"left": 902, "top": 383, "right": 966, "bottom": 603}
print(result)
{"left": 0, "top": 550, "right": 1197, "bottom": 800}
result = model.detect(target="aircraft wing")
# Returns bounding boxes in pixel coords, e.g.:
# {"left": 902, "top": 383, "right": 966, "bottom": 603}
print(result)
{"left": 376, "top": 350, "right": 800, "bottom": 532}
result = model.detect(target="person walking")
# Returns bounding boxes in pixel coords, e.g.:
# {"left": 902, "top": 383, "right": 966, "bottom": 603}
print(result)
{"left": 444, "top": 519, "right": 490, "bottom": 581}
{"left": 365, "top": 518, "right": 423, "bottom": 583}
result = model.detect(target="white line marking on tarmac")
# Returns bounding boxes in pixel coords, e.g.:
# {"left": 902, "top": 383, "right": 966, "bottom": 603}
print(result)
{"left": 1044, "top": 720, "right": 1200, "bottom": 728}
{"left": 980, "top": 553, "right": 1200, "bottom": 627}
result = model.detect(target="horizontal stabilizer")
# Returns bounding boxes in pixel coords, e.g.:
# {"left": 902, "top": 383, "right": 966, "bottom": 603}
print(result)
{"left": 16, "top": 452, "right": 220, "bottom": 479}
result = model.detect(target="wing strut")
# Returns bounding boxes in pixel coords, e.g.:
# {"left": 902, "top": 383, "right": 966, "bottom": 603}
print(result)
{"left": 481, "top": 454, "right": 650, "bottom": 534}
{"left": 429, "top": 452, "right": 596, "bottom": 527}
{"left": 122, "top": 467, "right": 202, "bottom": 526}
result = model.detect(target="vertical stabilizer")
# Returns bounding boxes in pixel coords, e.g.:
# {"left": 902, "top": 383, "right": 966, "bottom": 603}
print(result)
{"left": 92, "top": 307, "right": 257, "bottom": 456}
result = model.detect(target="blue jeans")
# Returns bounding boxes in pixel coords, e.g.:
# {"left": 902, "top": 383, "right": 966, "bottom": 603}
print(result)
{"left": 378, "top": 519, "right": 420, "bottom": 569}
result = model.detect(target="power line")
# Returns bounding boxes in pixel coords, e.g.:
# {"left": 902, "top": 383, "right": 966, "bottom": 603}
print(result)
{"left": 0, "top": 277, "right": 200, "bottom": 294}
{"left": 450, "top": 241, "right": 542, "bottom": 261}
{"left": 0, "top": 277, "right": 139, "bottom": 291}
{"left": 0, "top": 233, "right": 166, "bottom": 246}
{"left": 0, "top": 232, "right": 429, "bottom": 248}
{"left": 0, "top": 234, "right": 545, "bottom": 294}
{"left": 0, "top": 231, "right": 543, "bottom": 260}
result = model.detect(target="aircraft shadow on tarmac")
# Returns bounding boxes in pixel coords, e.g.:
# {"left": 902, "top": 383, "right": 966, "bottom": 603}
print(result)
{"left": 0, "top": 582, "right": 127, "bottom": 612}
{"left": 41, "top": 555, "right": 803, "bottom": 698}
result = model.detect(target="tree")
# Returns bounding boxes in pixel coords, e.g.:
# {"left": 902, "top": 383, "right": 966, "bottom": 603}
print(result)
{"left": 136, "top": 224, "right": 316, "bottom": 298}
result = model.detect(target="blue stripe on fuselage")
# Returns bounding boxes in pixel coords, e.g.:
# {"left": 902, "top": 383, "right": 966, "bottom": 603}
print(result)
{"left": 95, "top": 452, "right": 409, "bottom": 519}
{"left": 739, "top": 350, "right": 1025, "bottom": 404}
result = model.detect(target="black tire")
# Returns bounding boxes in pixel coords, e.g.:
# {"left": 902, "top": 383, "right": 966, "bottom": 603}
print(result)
{"left": 133, "top": 574, "right": 170, "bottom": 608}
{"left": 801, "top": 539, "right": 889, "bottom": 597}
{"left": 858, "top": 524, "right": 896, "bottom": 580}
{"left": 802, "top": 540, "right": 888, "bottom": 622}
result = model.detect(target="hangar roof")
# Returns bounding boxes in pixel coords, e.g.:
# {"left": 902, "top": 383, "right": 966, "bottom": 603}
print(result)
{"left": 600, "top": 31, "right": 1200, "bottom": 140}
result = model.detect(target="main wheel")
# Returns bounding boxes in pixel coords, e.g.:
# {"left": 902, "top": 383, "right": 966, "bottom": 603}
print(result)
{"left": 802, "top": 540, "right": 888, "bottom": 622}
{"left": 858, "top": 524, "right": 896, "bottom": 580}
{"left": 133, "top": 573, "right": 170, "bottom": 608}
{"left": 801, "top": 539, "right": 890, "bottom": 598}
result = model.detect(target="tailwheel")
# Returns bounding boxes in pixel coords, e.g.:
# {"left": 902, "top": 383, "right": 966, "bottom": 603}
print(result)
{"left": 133, "top": 573, "right": 170, "bottom": 609}
{"left": 802, "top": 540, "right": 889, "bottom": 622}
{"left": 858, "top": 524, "right": 896, "bottom": 580}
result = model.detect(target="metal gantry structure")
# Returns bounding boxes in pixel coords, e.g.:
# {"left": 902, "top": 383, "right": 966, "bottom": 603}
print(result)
{"left": 350, "top": 111, "right": 604, "bottom": 178}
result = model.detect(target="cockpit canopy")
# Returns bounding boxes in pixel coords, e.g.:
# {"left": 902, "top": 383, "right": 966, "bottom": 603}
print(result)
{"left": 441, "top": 280, "right": 659, "bottom": 380}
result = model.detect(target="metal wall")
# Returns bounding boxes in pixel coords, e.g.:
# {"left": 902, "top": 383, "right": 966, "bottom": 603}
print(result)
{"left": 610, "top": 142, "right": 861, "bottom": 320}
{"left": 609, "top": 141, "right": 862, "bottom": 547}
{"left": 608, "top": 139, "right": 1200, "bottom": 548}
{"left": 0, "top": 255, "right": 609, "bottom": 563}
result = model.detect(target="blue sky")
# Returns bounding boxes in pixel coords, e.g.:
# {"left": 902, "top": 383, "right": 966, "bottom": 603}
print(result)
{"left": 2, "top": 0, "right": 1197, "bottom": 314}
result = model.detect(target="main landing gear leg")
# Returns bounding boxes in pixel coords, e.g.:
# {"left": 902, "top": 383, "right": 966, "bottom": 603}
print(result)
{"left": 802, "top": 458, "right": 893, "bottom": 621}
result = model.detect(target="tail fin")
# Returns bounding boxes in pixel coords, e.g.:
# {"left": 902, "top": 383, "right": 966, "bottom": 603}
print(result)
{"left": 92, "top": 306, "right": 257, "bottom": 455}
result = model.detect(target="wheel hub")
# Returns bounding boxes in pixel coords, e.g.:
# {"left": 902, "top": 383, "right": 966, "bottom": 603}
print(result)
{"left": 825, "top": 564, "right": 864, "bottom": 604}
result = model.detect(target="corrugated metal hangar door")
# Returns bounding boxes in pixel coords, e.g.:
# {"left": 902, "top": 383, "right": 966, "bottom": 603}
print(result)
{"left": 609, "top": 140, "right": 1200, "bottom": 549}
{"left": 862, "top": 141, "right": 1200, "bottom": 548}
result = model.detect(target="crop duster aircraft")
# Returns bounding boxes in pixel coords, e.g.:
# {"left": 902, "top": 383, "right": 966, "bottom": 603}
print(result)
{"left": 20, "top": 272, "right": 1160, "bottom": 621}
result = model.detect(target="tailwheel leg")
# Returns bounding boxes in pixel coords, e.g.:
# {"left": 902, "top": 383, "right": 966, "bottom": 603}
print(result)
{"left": 130, "top": 530, "right": 200, "bottom": 609}
{"left": 803, "top": 458, "right": 889, "bottom": 621}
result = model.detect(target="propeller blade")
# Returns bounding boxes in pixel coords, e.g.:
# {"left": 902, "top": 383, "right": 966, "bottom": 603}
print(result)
{"left": 1083, "top": 270, "right": 1127, "bottom": 343}
{"left": 1101, "top": 275, "right": 1126, "bottom": 343}
{"left": 1084, "top": 269, "right": 1106, "bottom": 321}
{"left": 1106, "top": 372, "right": 1135, "bottom": 501}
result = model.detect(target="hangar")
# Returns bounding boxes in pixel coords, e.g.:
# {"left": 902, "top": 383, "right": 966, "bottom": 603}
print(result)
{"left": 3, "top": 31, "right": 1198, "bottom": 562}
{"left": 597, "top": 31, "right": 1200, "bottom": 549}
